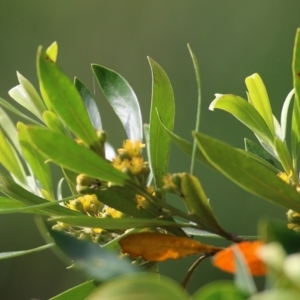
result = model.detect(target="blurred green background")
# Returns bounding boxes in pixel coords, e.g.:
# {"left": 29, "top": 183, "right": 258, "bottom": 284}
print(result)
{"left": 0, "top": 1, "right": 300, "bottom": 299}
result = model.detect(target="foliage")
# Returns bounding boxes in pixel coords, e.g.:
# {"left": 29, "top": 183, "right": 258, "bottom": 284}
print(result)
{"left": 1, "top": 29, "right": 300, "bottom": 299}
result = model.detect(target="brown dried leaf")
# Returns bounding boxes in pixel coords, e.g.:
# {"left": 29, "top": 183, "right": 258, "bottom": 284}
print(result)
{"left": 119, "top": 232, "right": 223, "bottom": 262}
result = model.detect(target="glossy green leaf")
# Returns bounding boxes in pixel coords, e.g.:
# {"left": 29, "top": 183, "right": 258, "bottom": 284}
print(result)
{"left": 292, "top": 29, "right": 300, "bottom": 170}
{"left": 49, "top": 229, "right": 138, "bottom": 281}
{"left": 0, "top": 173, "right": 78, "bottom": 216}
{"left": 245, "top": 73, "right": 275, "bottom": 135}
{"left": 37, "top": 47, "right": 100, "bottom": 151}
{"left": 43, "top": 110, "right": 68, "bottom": 135}
{"left": 50, "top": 280, "right": 96, "bottom": 300}
{"left": 274, "top": 137, "right": 298, "bottom": 184}
{"left": 49, "top": 216, "right": 191, "bottom": 230}
{"left": 25, "top": 126, "right": 130, "bottom": 186}
{"left": 143, "top": 124, "right": 153, "bottom": 186}
{"left": 92, "top": 64, "right": 142, "bottom": 140}
{"left": 148, "top": 58, "right": 175, "bottom": 189}
{"left": 86, "top": 273, "right": 189, "bottom": 300}
{"left": 194, "top": 132, "right": 300, "bottom": 212}
{"left": 281, "top": 89, "right": 295, "bottom": 141}
{"left": 0, "top": 126, "right": 27, "bottom": 185}
{"left": 180, "top": 173, "right": 224, "bottom": 235}
{"left": 233, "top": 246, "right": 257, "bottom": 296}
{"left": 0, "top": 97, "right": 40, "bottom": 125}
{"left": 209, "top": 94, "right": 274, "bottom": 147}
{"left": 192, "top": 281, "right": 247, "bottom": 300}
{"left": 9, "top": 72, "right": 46, "bottom": 120}
{"left": 0, "top": 243, "right": 54, "bottom": 260}
{"left": 75, "top": 77, "right": 102, "bottom": 130}
{"left": 18, "top": 122, "right": 53, "bottom": 196}
{"left": 244, "top": 138, "right": 276, "bottom": 167}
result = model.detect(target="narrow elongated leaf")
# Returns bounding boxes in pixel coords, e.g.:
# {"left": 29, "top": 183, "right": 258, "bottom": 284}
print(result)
{"left": 18, "top": 122, "right": 53, "bottom": 196}
{"left": 0, "top": 243, "right": 54, "bottom": 260}
{"left": 49, "top": 216, "right": 192, "bottom": 230}
{"left": 148, "top": 58, "right": 175, "bottom": 189}
{"left": 119, "top": 232, "right": 222, "bottom": 262}
{"left": 0, "top": 196, "right": 34, "bottom": 213}
{"left": 50, "top": 281, "right": 96, "bottom": 300}
{"left": 143, "top": 124, "right": 153, "bottom": 186}
{"left": 49, "top": 229, "right": 138, "bottom": 281}
{"left": 37, "top": 47, "right": 101, "bottom": 151}
{"left": 87, "top": 273, "right": 189, "bottom": 300}
{"left": 25, "top": 126, "right": 130, "bottom": 186}
{"left": 9, "top": 72, "right": 46, "bottom": 120}
{"left": 75, "top": 77, "right": 102, "bottom": 130}
{"left": 0, "top": 127, "right": 27, "bottom": 185}
{"left": 0, "top": 97, "right": 40, "bottom": 125}
{"left": 92, "top": 64, "right": 142, "bottom": 140}
{"left": 194, "top": 132, "right": 300, "bottom": 212}
{"left": 0, "top": 106, "right": 22, "bottom": 155}
{"left": 292, "top": 29, "right": 300, "bottom": 170}
{"left": 180, "top": 173, "right": 224, "bottom": 234}
{"left": 245, "top": 74, "right": 274, "bottom": 135}
{"left": 209, "top": 94, "right": 274, "bottom": 146}
{"left": 281, "top": 89, "right": 295, "bottom": 141}
{"left": 274, "top": 137, "right": 298, "bottom": 184}
{"left": 0, "top": 173, "right": 78, "bottom": 216}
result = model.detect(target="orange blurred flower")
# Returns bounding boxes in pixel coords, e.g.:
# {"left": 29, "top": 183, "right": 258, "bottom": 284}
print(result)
{"left": 212, "top": 240, "right": 266, "bottom": 276}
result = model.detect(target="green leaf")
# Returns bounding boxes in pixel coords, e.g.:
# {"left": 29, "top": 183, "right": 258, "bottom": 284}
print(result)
{"left": 37, "top": 47, "right": 101, "bottom": 152}
{"left": 244, "top": 138, "right": 276, "bottom": 167}
{"left": 92, "top": 64, "right": 142, "bottom": 140}
{"left": 0, "top": 97, "right": 40, "bottom": 125}
{"left": 192, "top": 281, "right": 247, "bottom": 300}
{"left": 179, "top": 173, "right": 224, "bottom": 235}
{"left": 50, "top": 280, "right": 96, "bottom": 300}
{"left": 274, "top": 137, "right": 298, "bottom": 184}
{"left": 245, "top": 73, "right": 275, "bottom": 135}
{"left": 292, "top": 29, "right": 300, "bottom": 170}
{"left": 148, "top": 57, "right": 175, "bottom": 189}
{"left": 8, "top": 72, "right": 46, "bottom": 120}
{"left": 18, "top": 122, "right": 53, "bottom": 197}
{"left": 0, "top": 173, "right": 78, "bottom": 216}
{"left": 209, "top": 94, "right": 274, "bottom": 148}
{"left": 281, "top": 89, "right": 295, "bottom": 141}
{"left": 49, "top": 229, "right": 138, "bottom": 281}
{"left": 25, "top": 126, "right": 130, "bottom": 186}
{"left": 194, "top": 132, "right": 300, "bottom": 212}
{"left": 0, "top": 196, "right": 36, "bottom": 214}
{"left": 43, "top": 110, "right": 69, "bottom": 135}
{"left": 86, "top": 273, "right": 189, "bottom": 300}
{"left": 143, "top": 124, "right": 153, "bottom": 186}
{"left": 49, "top": 216, "right": 191, "bottom": 230}
{"left": 74, "top": 77, "right": 103, "bottom": 130}
{"left": 0, "top": 243, "right": 54, "bottom": 260}
{"left": 0, "top": 106, "right": 22, "bottom": 156}
{"left": 46, "top": 41, "right": 58, "bottom": 62}
{"left": 0, "top": 126, "right": 27, "bottom": 185}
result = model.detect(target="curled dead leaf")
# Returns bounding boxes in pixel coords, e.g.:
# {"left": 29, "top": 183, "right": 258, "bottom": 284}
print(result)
{"left": 119, "top": 232, "right": 223, "bottom": 262}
